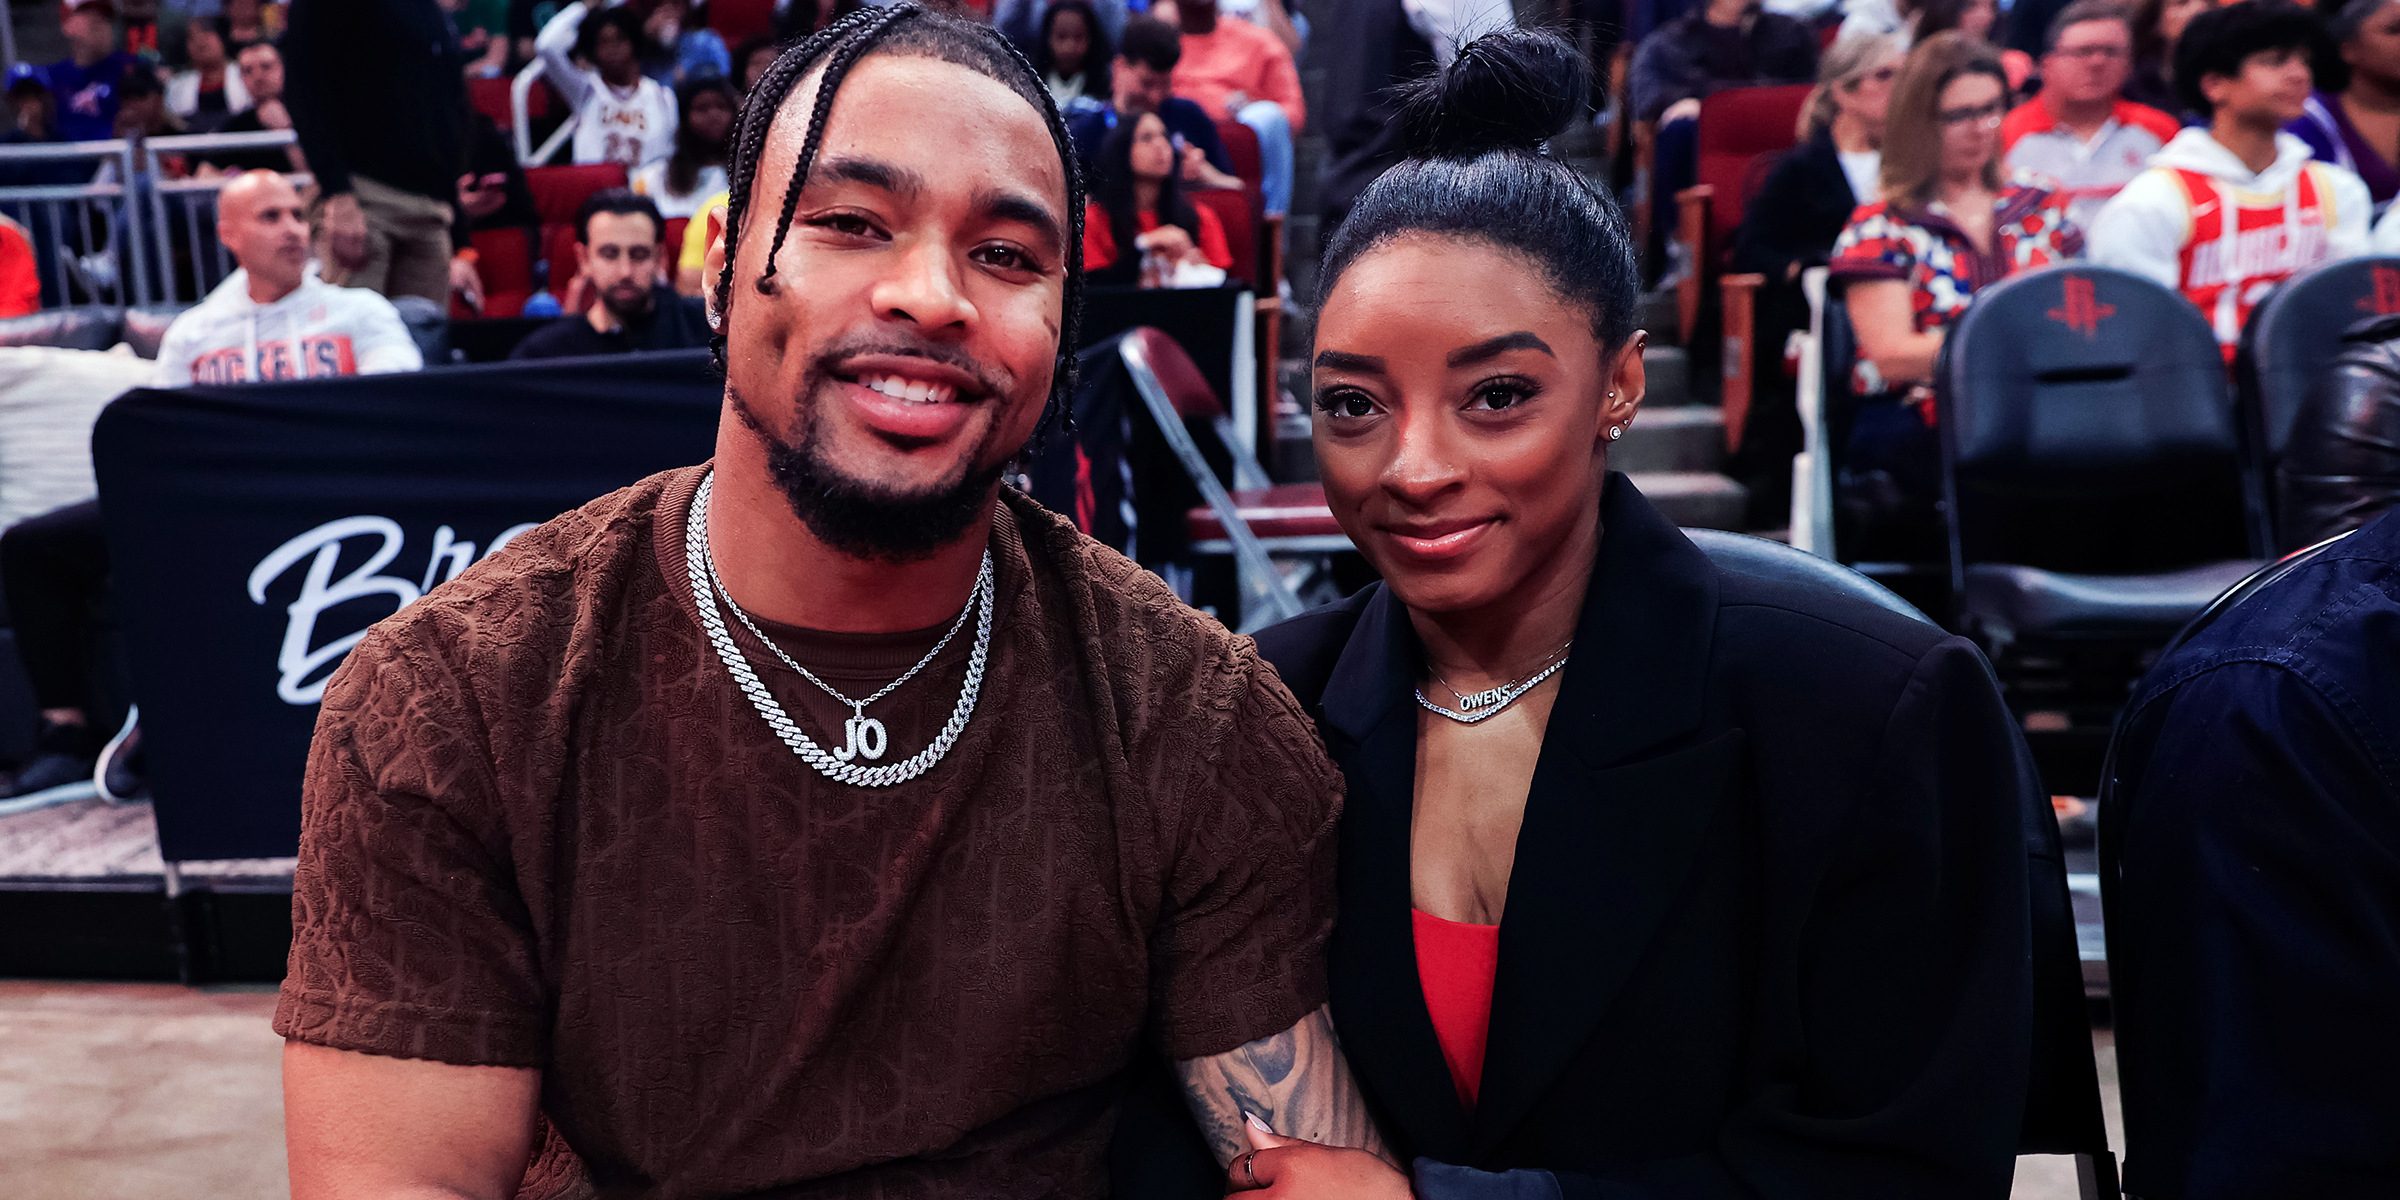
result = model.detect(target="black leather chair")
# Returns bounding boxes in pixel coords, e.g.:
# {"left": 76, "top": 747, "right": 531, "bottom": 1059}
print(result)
{"left": 1689, "top": 529, "right": 2118, "bottom": 1199}
{"left": 2235, "top": 255, "right": 2400, "bottom": 545}
{"left": 1936, "top": 265, "right": 2267, "bottom": 795}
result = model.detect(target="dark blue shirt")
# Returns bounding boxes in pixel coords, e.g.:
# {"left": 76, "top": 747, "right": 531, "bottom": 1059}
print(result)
{"left": 1063, "top": 96, "right": 1234, "bottom": 178}
{"left": 2109, "top": 506, "right": 2400, "bottom": 1199}
{"left": 46, "top": 51, "right": 140, "bottom": 143}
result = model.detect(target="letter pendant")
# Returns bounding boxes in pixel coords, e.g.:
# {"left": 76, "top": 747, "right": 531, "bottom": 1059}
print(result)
{"left": 1457, "top": 685, "right": 1506, "bottom": 711}
{"left": 832, "top": 703, "right": 889, "bottom": 762}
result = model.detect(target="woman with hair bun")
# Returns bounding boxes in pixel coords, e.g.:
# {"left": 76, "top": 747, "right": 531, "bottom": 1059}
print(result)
{"left": 1229, "top": 26, "right": 2041, "bottom": 1199}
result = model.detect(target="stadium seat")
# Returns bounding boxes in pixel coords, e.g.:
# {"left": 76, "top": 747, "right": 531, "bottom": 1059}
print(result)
{"left": 466, "top": 226, "right": 538, "bottom": 319}
{"left": 1185, "top": 189, "right": 1256, "bottom": 288}
{"left": 523, "top": 164, "right": 628, "bottom": 304}
{"left": 468, "top": 76, "right": 515, "bottom": 129}
{"left": 662, "top": 217, "right": 690, "bottom": 262}
{"left": 1206, "top": 118, "right": 1281, "bottom": 449}
{"left": 709, "top": 0, "right": 776, "bottom": 44}
{"left": 1673, "top": 83, "right": 1811, "bottom": 347}
{"left": 1936, "top": 265, "right": 2268, "bottom": 793}
{"left": 2234, "top": 254, "right": 2400, "bottom": 548}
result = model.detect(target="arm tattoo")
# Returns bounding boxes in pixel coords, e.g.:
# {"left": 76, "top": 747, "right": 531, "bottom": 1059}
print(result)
{"left": 1173, "top": 1003, "right": 1397, "bottom": 1168}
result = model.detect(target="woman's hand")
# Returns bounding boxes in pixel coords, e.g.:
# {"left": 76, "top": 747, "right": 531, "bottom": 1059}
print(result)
{"left": 1228, "top": 1116, "right": 1412, "bottom": 1198}
{"left": 1133, "top": 224, "right": 1199, "bottom": 265}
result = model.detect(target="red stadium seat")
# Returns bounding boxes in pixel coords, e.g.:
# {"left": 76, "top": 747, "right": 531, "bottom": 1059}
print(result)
{"left": 464, "top": 227, "right": 538, "bottom": 319}
{"left": 1186, "top": 189, "right": 1256, "bottom": 288}
{"left": 662, "top": 216, "right": 690, "bottom": 260}
{"left": 1674, "top": 84, "right": 1810, "bottom": 450}
{"left": 468, "top": 77, "right": 515, "bottom": 128}
{"left": 710, "top": 0, "right": 775, "bottom": 44}
{"left": 1212, "top": 118, "right": 1261, "bottom": 190}
{"left": 525, "top": 163, "right": 629, "bottom": 225}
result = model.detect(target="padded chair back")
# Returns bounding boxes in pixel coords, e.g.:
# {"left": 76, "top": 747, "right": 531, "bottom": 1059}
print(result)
{"left": 468, "top": 76, "right": 515, "bottom": 129}
{"left": 1687, "top": 526, "right": 2117, "bottom": 1192}
{"left": 2235, "top": 255, "right": 2400, "bottom": 464}
{"left": 1213, "top": 119, "right": 1262, "bottom": 190}
{"left": 1694, "top": 84, "right": 1811, "bottom": 238}
{"left": 526, "top": 163, "right": 629, "bottom": 226}
{"left": 119, "top": 304, "right": 190, "bottom": 360}
{"left": 1938, "top": 265, "right": 2258, "bottom": 573}
{"left": 1128, "top": 325, "right": 1223, "bottom": 420}
{"left": 468, "top": 226, "right": 538, "bottom": 318}
{"left": 0, "top": 305, "right": 122, "bottom": 351}
{"left": 1185, "top": 189, "right": 1257, "bottom": 288}
{"left": 709, "top": 0, "right": 776, "bottom": 43}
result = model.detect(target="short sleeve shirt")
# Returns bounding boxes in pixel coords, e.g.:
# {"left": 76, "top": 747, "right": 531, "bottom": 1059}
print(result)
{"left": 1829, "top": 183, "right": 2081, "bottom": 391}
{"left": 275, "top": 466, "right": 1342, "bottom": 1198}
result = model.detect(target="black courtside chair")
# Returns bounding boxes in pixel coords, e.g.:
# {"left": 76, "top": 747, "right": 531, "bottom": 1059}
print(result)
{"left": 2233, "top": 255, "right": 2400, "bottom": 549}
{"left": 1935, "top": 265, "right": 2268, "bottom": 796}
{"left": 2093, "top": 526, "right": 2361, "bottom": 1200}
{"left": 1689, "top": 530, "right": 2117, "bottom": 1198}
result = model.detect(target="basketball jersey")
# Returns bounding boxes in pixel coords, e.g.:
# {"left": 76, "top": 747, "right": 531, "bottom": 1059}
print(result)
{"left": 2171, "top": 164, "right": 2340, "bottom": 355}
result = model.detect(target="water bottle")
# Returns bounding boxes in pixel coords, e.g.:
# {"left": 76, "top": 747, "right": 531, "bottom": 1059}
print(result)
{"left": 522, "top": 290, "right": 562, "bottom": 318}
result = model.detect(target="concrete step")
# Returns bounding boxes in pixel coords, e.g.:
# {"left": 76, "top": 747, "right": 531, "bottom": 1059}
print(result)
{"left": 1636, "top": 288, "right": 1680, "bottom": 344}
{"left": 1628, "top": 471, "right": 1749, "bottom": 531}
{"left": 1642, "top": 344, "right": 1692, "bottom": 407}
{"left": 1612, "top": 406, "right": 1724, "bottom": 474}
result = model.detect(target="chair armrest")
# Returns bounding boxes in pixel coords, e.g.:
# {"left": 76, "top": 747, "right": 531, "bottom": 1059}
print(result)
{"left": 1720, "top": 272, "right": 1765, "bottom": 454}
{"left": 1675, "top": 184, "right": 1715, "bottom": 348}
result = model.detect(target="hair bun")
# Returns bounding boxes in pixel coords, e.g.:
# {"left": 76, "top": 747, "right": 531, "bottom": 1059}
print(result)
{"left": 1395, "top": 28, "right": 1588, "bottom": 159}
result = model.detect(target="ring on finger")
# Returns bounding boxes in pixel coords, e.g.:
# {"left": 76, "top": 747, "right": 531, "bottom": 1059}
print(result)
{"left": 1243, "top": 1149, "right": 1259, "bottom": 1186}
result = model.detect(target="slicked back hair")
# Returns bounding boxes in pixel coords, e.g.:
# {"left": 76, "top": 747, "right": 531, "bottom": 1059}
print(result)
{"left": 713, "top": 3, "right": 1085, "bottom": 439}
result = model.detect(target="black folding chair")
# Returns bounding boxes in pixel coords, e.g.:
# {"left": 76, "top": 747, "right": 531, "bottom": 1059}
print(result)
{"left": 1936, "top": 265, "right": 2268, "bottom": 796}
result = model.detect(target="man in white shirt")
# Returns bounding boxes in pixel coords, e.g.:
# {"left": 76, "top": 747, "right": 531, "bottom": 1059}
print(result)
{"left": 157, "top": 171, "right": 424, "bottom": 385}
{"left": 2000, "top": 0, "right": 2181, "bottom": 232}
{"left": 538, "top": 0, "right": 679, "bottom": 171}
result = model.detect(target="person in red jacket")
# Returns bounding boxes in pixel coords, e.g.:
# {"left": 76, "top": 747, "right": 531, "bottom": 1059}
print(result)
{"left": 2000, "top": 0, "right": 2182, "bottom": 232}
{"left": 0, "top": 213, "right": 39, "bottom": 317}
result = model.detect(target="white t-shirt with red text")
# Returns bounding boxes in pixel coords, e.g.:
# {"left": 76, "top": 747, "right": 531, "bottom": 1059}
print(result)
{"left": 155, "top": 269, "right": 423, "bottom": 386}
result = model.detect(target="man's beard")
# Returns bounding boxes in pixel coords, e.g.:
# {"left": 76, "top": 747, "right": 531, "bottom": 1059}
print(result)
{"left": 726, "top": 366, "right": 1011, "bottom": 564}
{"left": 601, "top": 280, "right": 656, "bottom": 325}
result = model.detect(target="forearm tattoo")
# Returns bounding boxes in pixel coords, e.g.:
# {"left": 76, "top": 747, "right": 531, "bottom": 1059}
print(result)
{"left": 1173, "top": 1003, "right": 1396, "bottom": 1167}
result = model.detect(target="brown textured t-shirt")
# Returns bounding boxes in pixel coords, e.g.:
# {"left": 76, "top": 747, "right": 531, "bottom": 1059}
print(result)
{"left": 275, "top": 464, "right": 1341, "bottom": 1199}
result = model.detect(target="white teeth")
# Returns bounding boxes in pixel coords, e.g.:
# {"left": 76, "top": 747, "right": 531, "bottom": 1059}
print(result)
{"left": 859, "top": 374, "right": 955, "bottom": 404}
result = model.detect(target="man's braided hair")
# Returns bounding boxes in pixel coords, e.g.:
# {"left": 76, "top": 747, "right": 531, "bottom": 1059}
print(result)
{"left": 711, "top": 2, "right": 1086, "bottom": 439}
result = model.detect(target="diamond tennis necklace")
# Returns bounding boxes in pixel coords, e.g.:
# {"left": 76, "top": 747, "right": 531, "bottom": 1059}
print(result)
{"left": 1414, "top": 643, "right": 1573, "bottom": 725}
{"left": 684, "top": 470, "right": 992, "bottom": 787}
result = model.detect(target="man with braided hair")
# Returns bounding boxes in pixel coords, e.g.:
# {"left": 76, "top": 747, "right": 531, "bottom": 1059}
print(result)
{"left": 275, "top": 7, "right": 1385, "bottom": 1197}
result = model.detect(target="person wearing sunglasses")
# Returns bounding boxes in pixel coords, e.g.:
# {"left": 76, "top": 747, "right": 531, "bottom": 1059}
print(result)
{"left": 1725, "top": 31, "right": 1904, "bottom": 527}
{"left": 1829, "top": 31, "right": 2080, "bottom": 556}
{"left": 2003, "top": 0, "right": 2183, "bottom": 233}
{"left": 2091, "top": 0, "right": 2370, "bottom": 358}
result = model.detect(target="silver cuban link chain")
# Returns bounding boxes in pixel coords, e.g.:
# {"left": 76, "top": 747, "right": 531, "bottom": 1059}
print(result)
{"left": 684, "top": 470, "right": 992, "bottom": 787}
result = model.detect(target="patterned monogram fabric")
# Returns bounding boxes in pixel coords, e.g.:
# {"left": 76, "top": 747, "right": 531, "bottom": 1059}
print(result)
{"left": 276, "top": 465, "right": 1341, "bottom": 1198}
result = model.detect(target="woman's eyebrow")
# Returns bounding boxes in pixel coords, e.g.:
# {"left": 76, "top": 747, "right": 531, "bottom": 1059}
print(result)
{"left": 1446, "top": 331, "right": 1555, "bottom": 367}
{"left": 1313, "top": 350, "right": 1386, "bottom": 374}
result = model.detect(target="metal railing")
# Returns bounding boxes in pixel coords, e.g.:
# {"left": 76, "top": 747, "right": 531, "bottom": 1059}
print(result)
{"left": 511, "top": 58, "right": 576, "bottom": 168}
{"left": 0, "top": 130, "right": 306, "bottom": 310}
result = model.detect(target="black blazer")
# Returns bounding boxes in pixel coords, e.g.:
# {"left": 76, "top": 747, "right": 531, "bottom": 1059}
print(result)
{"left": 1253, "top": 476, "right": 2037, "bottom": 1198}
{"left": 1729, "top": 130, "right": 1867, "bottom": 284}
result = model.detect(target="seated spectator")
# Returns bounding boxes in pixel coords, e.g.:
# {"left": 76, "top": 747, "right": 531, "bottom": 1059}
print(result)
{"left": 0, "top": 214, "right": 40, "bottom": 317}
{"left": 158, "top": 171, "right": 425, "bottom": 383}
{"left": 448, "top": 112, "right": 540, "bottom": 314}
{"left": 2105, "top": 501, "right": 2400, "bottom": 1200}
{"left": 451, "top": 0, "right": 513, "bottom": 79}
{"left": 1313, "top": 0, "right": 1515, "bottom": 232}
{"left": 2124, "top": 0, "right": 2208, "bottom": 116}
{"left": 641, "top": 0, "right": 731, "bottom": 86}
{"left": 512, "top": 189, "right": 710, "bottom": 358}
{"left": 537, "top": 0, "right": 679, "bottom": 170}
{"left": 1838, "top": 0, "right": 1916, "bottom": 42}
{"left": 2291, "top": 0, "right": 2400, "bottom": 214}
{"left": 2002, "top": 0, "right": 2181, "bottom": 231}
{"left": 994, "top": 0, "right": 1128, "bottom": 62}
{"left": 48, "top": 0, "right": 142, "bottom": 143}
{"left": 1065, "top": 17, "right": 1242, "bottom": 192}
{"left": 1214, "top": 0, "right": 1307, "bottom": 55}
{"left": 772, "top": 0, "right": 868, "bottom": 40}
{"left": 225, "top": 0, "right": 284, "bottom": 48}
{"left": 166, "top": 18, "right": 249, "bottom": 134}
{"left": 632, "top": 77, "right": 734, "bottom": 219}
{"left": 676, "top": 186, "right": 727, "bottom": 295}
{"left": 1035, "top": 0, "right": 1112, "bottom": 107}
{"left": 1170, "top": 0, "right": 1303, "bottom": 215}
{"left": 196, "top": 41, "right": 304, "bottom": 176}
{"left": 2274, "top": 312, "right": 2400, "bottom": 546}
{"left": 1083, "top": 109, "right": 1234, "bottom": 287}
{"left": 1830, "top": 32, "right": 2078, "bottom": 542}
{"left": 2091, "top": 0, "right": 2368, "bottom": 356}
{"left": 4, "top": 65, "right": 57, "bottom": 144}
{"left": 1914, "top": 0, "right": 2033, "bottom": 86}
{"left": 113, "top": 63, "right": 182, "bottom": 144}
{"left": 732, "top": 32, "right": 780, "bottom": 95}
{"left": 1632, "top": 0, "right": 1819, "bottom": 265}
{"left": 1729, "top": 32, "right": 1903, "bottom": 526}
{"left": 0, "top": 171, "right": 420, "bottom": 801}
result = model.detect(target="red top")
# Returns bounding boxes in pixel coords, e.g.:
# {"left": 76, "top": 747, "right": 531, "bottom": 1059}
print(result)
{"left": 1412, "top": 907, "right": 1502, "bottom": 1111}
{"left": 1080, "top": 200, "right": 1234, "bottom": 273}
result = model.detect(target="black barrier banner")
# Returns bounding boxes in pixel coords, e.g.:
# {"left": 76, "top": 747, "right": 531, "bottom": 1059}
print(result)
{"left": 93, "top": 350, "right": 723, "bottom": 863}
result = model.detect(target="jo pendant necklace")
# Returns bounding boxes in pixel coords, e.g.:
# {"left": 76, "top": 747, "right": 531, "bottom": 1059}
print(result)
{"left": 1414, "top": 641, "right": 1573, "bottom": 724}
{"left": 685, "top": 470, "right": 992, "bottom": 787}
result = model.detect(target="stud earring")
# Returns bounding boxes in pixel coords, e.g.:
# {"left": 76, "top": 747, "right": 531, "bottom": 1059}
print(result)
{"left": 1608, "top": 426, "right": 1624, "bottom": 441}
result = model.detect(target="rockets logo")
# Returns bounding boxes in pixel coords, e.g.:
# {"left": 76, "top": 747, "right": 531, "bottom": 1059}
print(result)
{"left": 189, "top": 335, "right": 358, "bottom": 384}
{"left": 2047, "top": 274, "right": 2115, "bottom": 337}
{"left": 2362, "top": 265, "right": 2400, "bottom": 316}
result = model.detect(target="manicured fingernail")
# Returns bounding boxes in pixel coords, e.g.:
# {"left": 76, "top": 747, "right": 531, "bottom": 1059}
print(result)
{"left": 1245, "top": 1111, "right": 1271, "bottom": 1132}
